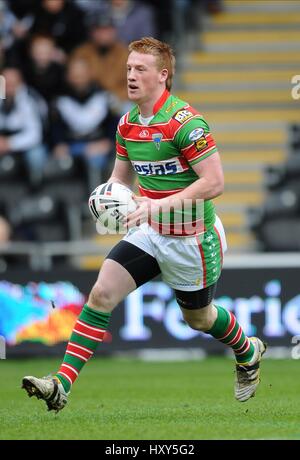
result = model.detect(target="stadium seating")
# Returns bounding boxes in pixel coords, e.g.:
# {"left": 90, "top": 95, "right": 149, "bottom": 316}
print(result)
{"left": 248, "top": 124, "right": 300, "bottom": 251}
{"left": 0, "top": 155, "right": 29, "bottom": 216}
{"left": 0, "top": 154, "right": 99, "bottom": 244}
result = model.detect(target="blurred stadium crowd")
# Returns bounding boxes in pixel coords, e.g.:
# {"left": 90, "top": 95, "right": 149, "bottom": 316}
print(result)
{"left": 0, "top": 0, "right": 223, "bottom": 249}
{"left": 249, "top": 124, "right": 300, "bottom": 252}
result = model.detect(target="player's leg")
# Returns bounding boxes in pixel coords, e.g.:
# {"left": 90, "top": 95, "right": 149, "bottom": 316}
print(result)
{"left": 52, "top": 258, "right": 136, "bottom": 393}
{"left": 176, "top": 286, "right": 267, "bottom": 402}
{"left": 177, "top": 285, "right": 258, "bottom": 362}
{"left": 21, "top": 257, "right": 136, "bottom": 412}
{"left": 22, "top": 240, "right": 161, "bottom": 412}
{"left": 157, "top": 215, "right": 266, "bottom": 402}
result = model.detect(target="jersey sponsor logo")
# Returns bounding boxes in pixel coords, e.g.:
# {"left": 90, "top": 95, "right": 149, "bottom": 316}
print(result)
{"left": 139, "top": 129, "right": 150, "bottom": 138}
{"left": 173, "top": 109, "right": 194, "bottom": 124}
{"left": 194, "top": 138, "right": 208, "bottom": 151}
{"left": 152, "top": 133, "right": 163, "bottom": 150}
{"left": 131, "top": 157, "right": 186, "bottom": 176}
{"left": 189, "top": 128, "right": 204, "bottom": 142}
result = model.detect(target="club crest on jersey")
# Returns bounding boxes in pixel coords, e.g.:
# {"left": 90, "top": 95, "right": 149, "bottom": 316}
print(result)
{"left": 139, "top": 129, "right": 150, "bottom": 138}
{"left": 152, "top": 133, "right": 163, "bottom": 150}
{"left": 189, "top": 128, "right": 204, "bottom": 142}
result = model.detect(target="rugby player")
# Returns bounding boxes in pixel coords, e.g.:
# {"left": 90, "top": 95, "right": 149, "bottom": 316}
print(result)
{"left": 22, "top": 37, "right": 266, "bottom": 412}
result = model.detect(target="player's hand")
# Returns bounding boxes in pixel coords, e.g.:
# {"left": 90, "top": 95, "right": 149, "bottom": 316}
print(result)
{"left": 126, "top": 195, "right": 161, "bottom": 228}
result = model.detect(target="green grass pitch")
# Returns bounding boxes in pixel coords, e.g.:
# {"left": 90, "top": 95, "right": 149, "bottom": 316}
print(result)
{"left": 0, "top": 356, "right": 299, "bottom": 440}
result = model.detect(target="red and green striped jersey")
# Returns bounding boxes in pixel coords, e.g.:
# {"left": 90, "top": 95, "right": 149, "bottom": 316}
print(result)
{"left": 116, "top": 90, "right": 219, "bottom": 235}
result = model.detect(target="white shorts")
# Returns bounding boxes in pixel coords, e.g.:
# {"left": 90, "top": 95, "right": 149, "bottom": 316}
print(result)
{"left": 123, "top": 216, "right": 227, "bottom": 291}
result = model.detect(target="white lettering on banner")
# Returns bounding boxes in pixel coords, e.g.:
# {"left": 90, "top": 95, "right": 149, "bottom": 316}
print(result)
{"left": 234, "top": 297, "right": 264, "bottom": 337}
{"left": 264, "top": 298, "right": 285, "bottom": 336}
{"left": 283, "top": 295, "right": 300, "bottom": 335}
{"left": 121, "top": 280, "right": 300, "bottom": 341}
{"left": 263, "top": 280, "right": 285, "bottom": 336}
{"left": 120, "top": 288, "right": 155, "bottom": 340}
{"left": 119, "top": 282, "right": 201, "bottom": 341}
{"left": 164, "top": 299, "right": 200, "bottom": 340}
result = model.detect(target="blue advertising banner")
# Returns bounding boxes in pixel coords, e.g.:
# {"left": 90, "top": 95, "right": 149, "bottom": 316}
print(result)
{"left": 0, "top": 268, "right": 299, "bottom": 356}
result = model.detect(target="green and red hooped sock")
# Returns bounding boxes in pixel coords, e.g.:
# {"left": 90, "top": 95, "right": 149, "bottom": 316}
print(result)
{"left": 206, "top": 305, "right": 255, "bottom": 364}
{"left": 55, "top": 304, "right": 111, "bottom": 392}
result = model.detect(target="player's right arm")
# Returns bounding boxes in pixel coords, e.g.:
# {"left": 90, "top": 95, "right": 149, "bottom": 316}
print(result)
{"left": 108, "top": 113, "right": 135, "bottom": 188}
{"left": 108, "top": 157, "right": 135, "bottom": 188}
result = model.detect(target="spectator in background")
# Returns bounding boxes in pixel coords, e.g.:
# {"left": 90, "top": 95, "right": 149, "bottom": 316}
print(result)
{"left": 147, "top": 0, "right": 223, "bottom": 52}
{"left": 22, "top": 34, "right": 64, "bottom": 107}
{"left": 52, "top": 57, "right": 114, "bottom": 185}
{"left": 72, "top": 15, "right": 130, "bottom": 115}
{"left": 0, "top": 67, "right": 47, "bottom": 183}
{"left": 203, "top": 0, "right": 223, "bottom": 15}
{"left": 0, "top": 1, "right": 17, "bottom": 57}
{"left": 108, "top": 0, "right": 156, "bottom": 44}
{"left": 6, "top": 0, "right": 37, "bottom": 19}
{"left": 0, "top": 0, "right": 34, "bottom": 66}
{"left": 74, "top": 0, "right": 106, "bottom": 18}
{"left": 30, "top": 0, "right": 87, "bottom": 60}
{"left": 145, "top": 0, "right": 173, "bottom": 42}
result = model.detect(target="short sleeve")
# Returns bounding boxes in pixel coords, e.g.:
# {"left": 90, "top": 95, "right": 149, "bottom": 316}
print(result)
{"left": 116, "top": 116, "right": 129, "bottom": 161}
{"left": 174, "top": 116, "right": 218, "bottom": 166}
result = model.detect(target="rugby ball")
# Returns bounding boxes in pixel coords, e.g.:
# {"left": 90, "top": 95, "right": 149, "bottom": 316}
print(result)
{"left": 88, "top": 182, "right": 137, "bottom": 233}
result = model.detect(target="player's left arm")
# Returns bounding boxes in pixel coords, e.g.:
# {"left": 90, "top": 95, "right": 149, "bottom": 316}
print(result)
{"left": 131, "top": 152, "right": 223, "bottom": 219}
{"left": 169, "top": 151, "right": 224, "bottom": 202}
{"left": 128, "top": 151, "right": 223, "bottom": 226}
{"left": 160, "top": 116, "right": 224, "bottom": 206}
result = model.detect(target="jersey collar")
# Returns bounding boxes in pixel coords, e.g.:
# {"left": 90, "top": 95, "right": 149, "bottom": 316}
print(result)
{"left": 152, "top": 89, "right": 170, "bottom": 115}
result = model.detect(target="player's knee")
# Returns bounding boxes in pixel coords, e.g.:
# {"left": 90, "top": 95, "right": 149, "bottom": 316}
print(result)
{"left": 182, "top": 301, "right": 217, "bottom": 332}
{"left": 183, "top": 306, "right": 215, "bottom": 332}
{"left": 185, "top": 317, "right": 212, "bottom": 332}
{"left": 88, "top": 283, "right": 115, "bottom": 312}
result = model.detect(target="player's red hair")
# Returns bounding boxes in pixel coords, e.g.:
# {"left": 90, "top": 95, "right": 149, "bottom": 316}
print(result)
{"left": 128, "top": 37, "right": 176, "bottom": 91}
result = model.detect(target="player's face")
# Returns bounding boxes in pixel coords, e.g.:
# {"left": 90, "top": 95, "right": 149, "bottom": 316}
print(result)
{"left": 127, "top": 51, "right": 165, "bottom": 104}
